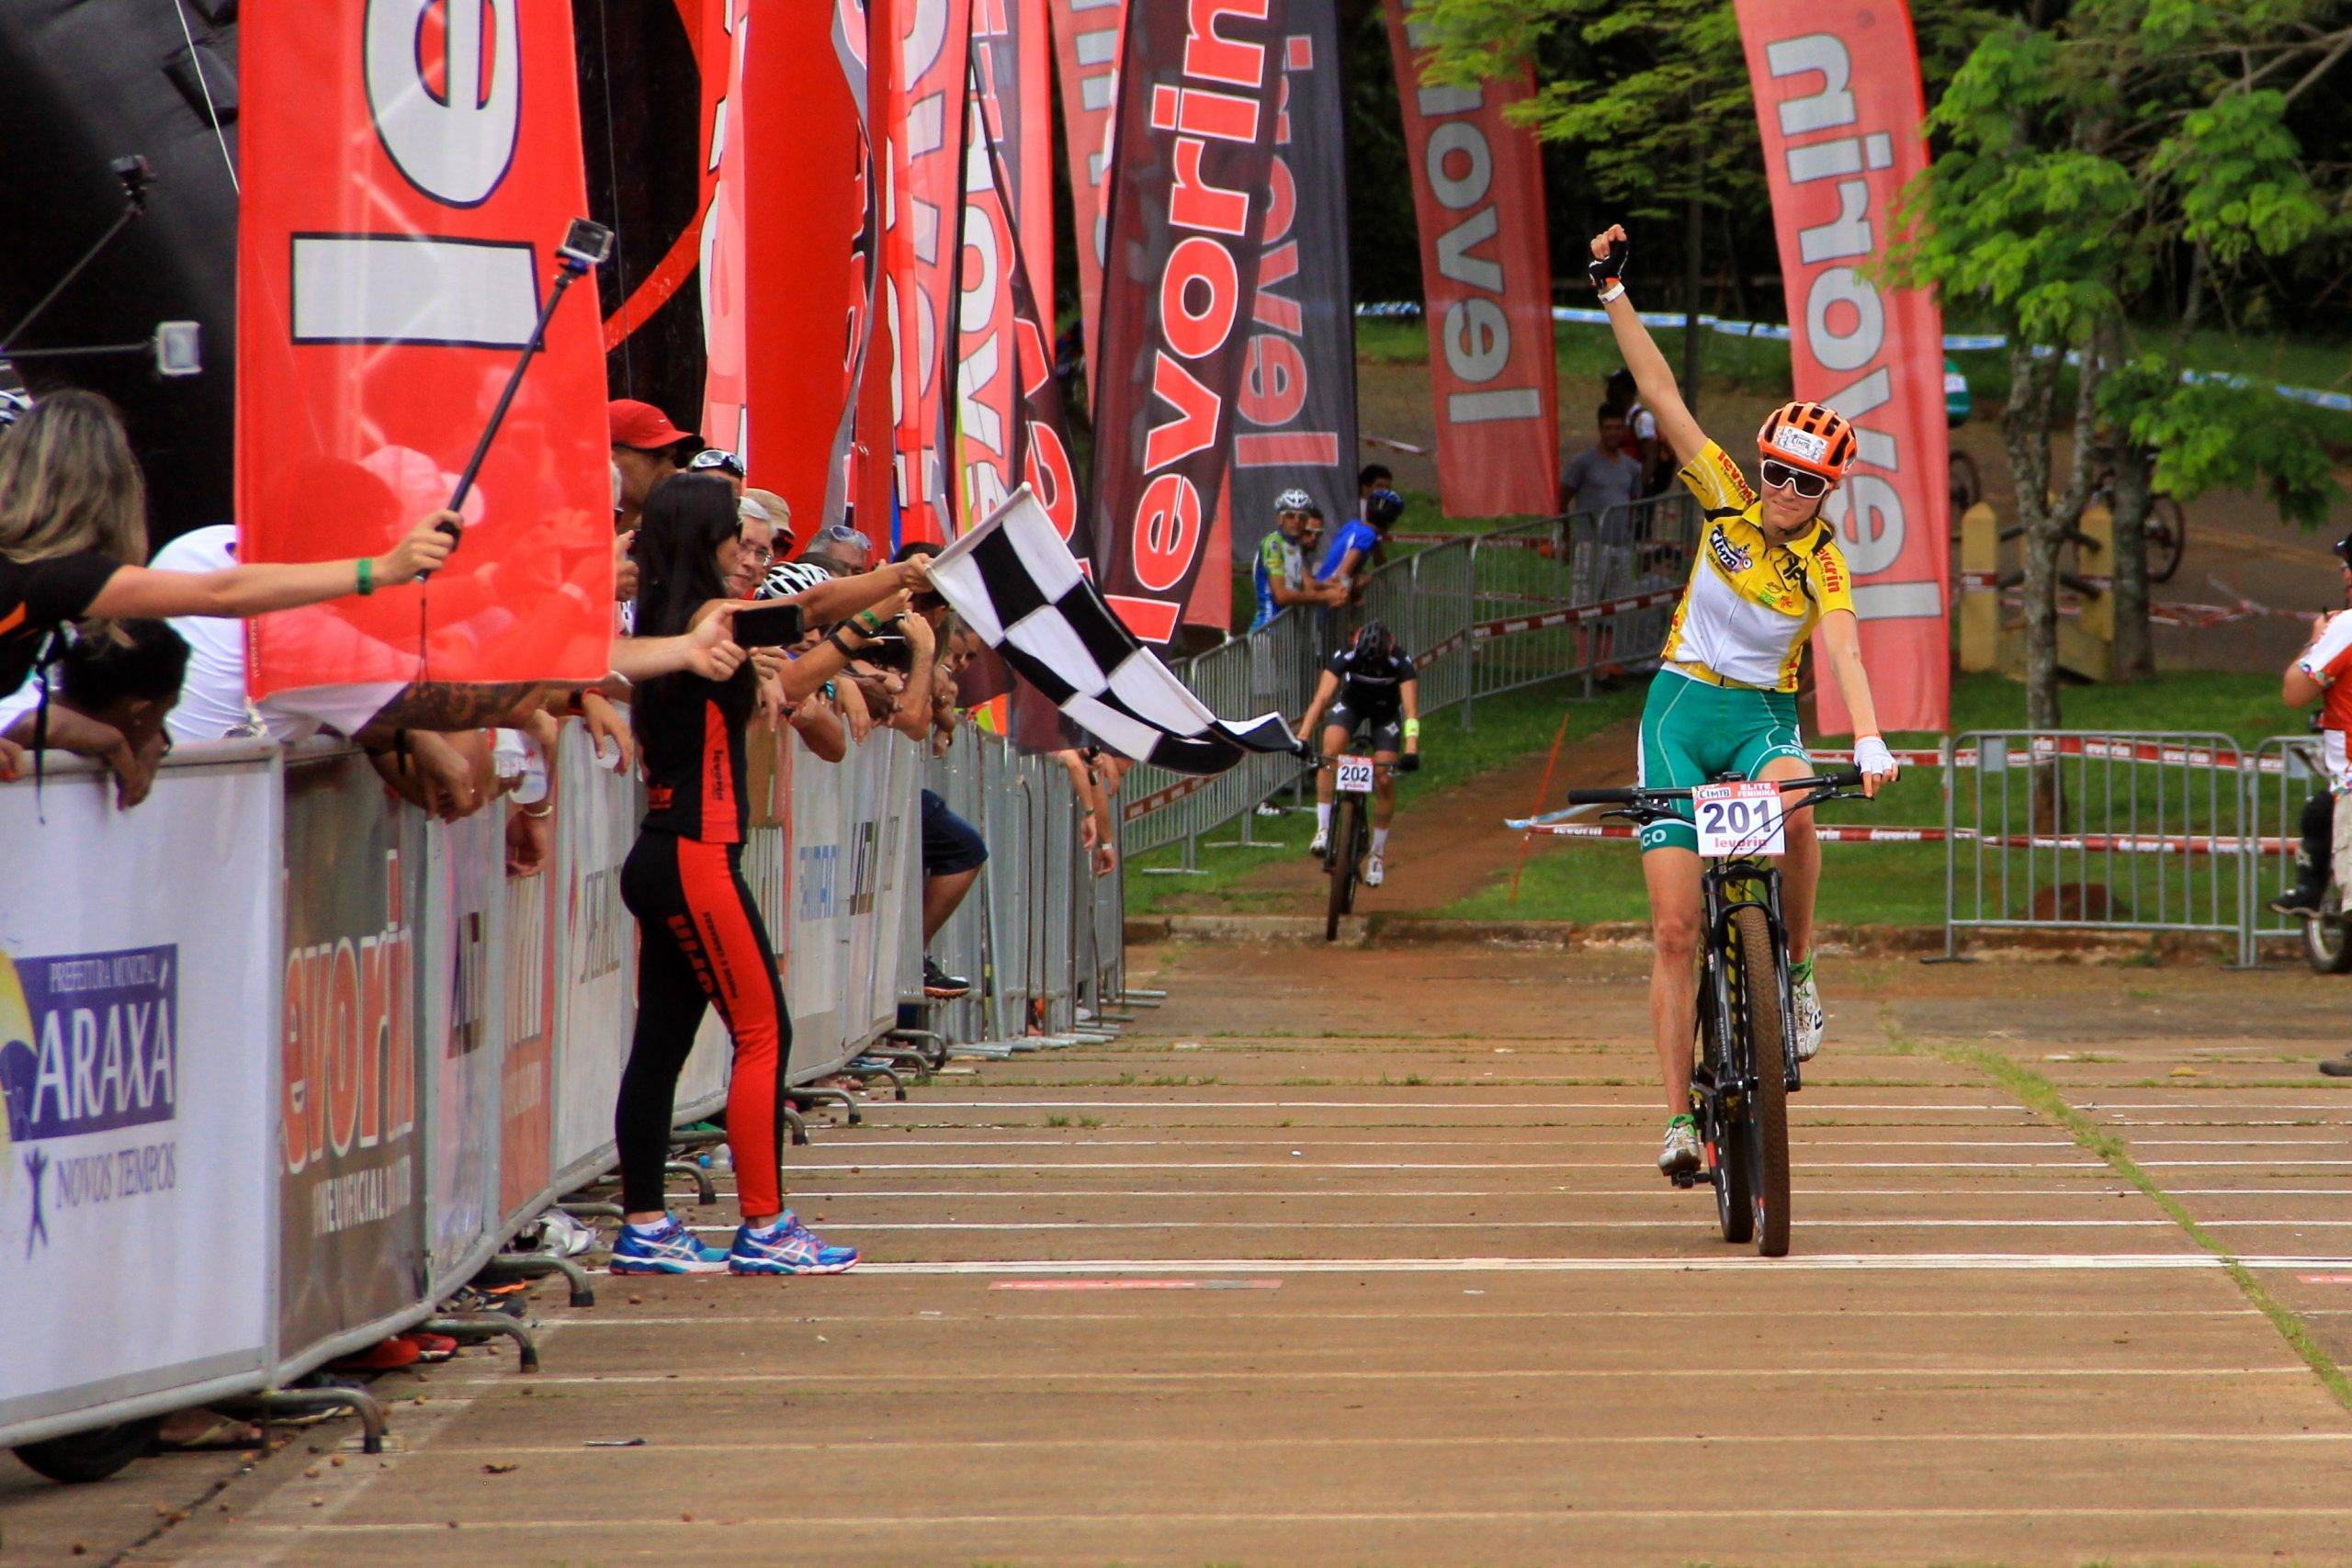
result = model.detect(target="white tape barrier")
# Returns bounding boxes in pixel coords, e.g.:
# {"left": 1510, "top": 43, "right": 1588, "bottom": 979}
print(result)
{"left": 1356, "top": 302, "right": 2352, "bottom": 414}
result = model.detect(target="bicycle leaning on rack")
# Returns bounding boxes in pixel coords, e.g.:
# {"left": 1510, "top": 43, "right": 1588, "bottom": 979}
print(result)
{"left": 1561, "top": 769, "right": 1869, "bottom": 1256}
{"left": 1311, "top": 750, "right": 1408, "bottom": 942}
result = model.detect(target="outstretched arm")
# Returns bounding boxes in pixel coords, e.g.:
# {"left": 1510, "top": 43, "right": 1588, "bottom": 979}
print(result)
{"left": 1817, "top": 611, "right": 1895, "bottom": 797}
{"left": 1589, "top": 225, "right": 1708, "bottom": 468}
{"left": 88, "top": 514, "right": 459, "bottom": 620}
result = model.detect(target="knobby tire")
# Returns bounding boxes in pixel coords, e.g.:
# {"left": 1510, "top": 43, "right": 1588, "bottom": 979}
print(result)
{"left": 1734, "top": 905, "right": 1792, "bottom": 1257}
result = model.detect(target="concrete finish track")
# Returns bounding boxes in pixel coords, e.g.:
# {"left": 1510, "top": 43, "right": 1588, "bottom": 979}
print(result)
{"left": 16, "top": 942, "right": 2352, "bottom": 1566}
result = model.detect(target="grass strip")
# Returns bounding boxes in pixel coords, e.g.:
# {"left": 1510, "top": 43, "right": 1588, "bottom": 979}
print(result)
{"left": 1882, "top": 1012, "right": 2352, "bottom": 1415}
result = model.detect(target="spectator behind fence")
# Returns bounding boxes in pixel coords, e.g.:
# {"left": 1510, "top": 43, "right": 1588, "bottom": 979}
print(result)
{"left": 883, "top": 540, "right": 983, "bottom": 999}
{"left": 1559, "top": 401, "right": 1645, "bottom": 519}
{"left": 1251, "top": 490, "right": 1342, "bottom": 632}
{"left": 1357, "top": 463, "right": 1394, "bottom": 521}
{"left": 0, "top": 389, "right": 455, "bottom": 704}
{"left": 1316, "top": 487, "right": 1404, "bottom": 602}
{"left": 609, "top": 399, "right": 695, "bottom": 536}
{"left": 0, "top": 618, "right": 187, "bottom": 808}
{"left": 1605, "top": 367, "right": 1665, "bottom": 495}
{"left": 610, "top": 474, "right": 892, "bottom": 1277}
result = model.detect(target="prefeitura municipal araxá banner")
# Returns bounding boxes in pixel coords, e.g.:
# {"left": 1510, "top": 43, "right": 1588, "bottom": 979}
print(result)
{"left": 238, "top": 0, "right": 612, "bottom": 697}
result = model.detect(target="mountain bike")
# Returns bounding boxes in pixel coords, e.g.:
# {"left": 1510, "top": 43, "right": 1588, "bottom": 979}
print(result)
{"left": 2087, "top": 447, "right": 2187, "bottom": 584}
{"left": 1563, "top": 769, "right": 1867, "bottom": 1257}
{"left": 1315, "top": 751, "right": 1407, "bottom": 942}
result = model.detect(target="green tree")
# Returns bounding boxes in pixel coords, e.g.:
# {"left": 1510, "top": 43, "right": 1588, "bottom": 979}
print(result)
{"left": 1887, "top": 3, "right": 2348, "bottom": 722}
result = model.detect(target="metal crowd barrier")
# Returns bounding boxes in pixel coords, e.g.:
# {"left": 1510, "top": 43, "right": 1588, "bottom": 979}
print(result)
{"left": 1121, "top": 493, "right": 1697, "bottom": 865}
{"left": 2245, "top": 734, "right": 2327, "bottom": 956}
{"left": 1940, "top": 730, "right": 2271, "bottom": 964}
{"left": 0, "top": 716, "right": 1107, "bottom": 1453}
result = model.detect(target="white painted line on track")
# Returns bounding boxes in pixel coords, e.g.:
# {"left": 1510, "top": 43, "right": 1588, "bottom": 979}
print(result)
{"left": 241, "top": 1506, "right": 2352, "bottom": 1534}
{"left": 823, "top": 1135, "right": 2097, "bottom": 1149}
{"left": 786, "top": 1159, "right": 2111, "bottom": 1172}
{"left": 839, "top": 1252, "right": 2352, "bottom": 1276}
{"left": 865, "top": 1099, "right": 2040, "bottom": 1112}
{"left": 447, "top": 1365, "right": 2312, "bottom": 1388}
{"left": 552, "top": 1307, "right": 2270, "bottom": 1329}
{"left": 684, "top": 1217, "right": 2348, "bottom": 1234}
{"left": 770, "top": 1187, "right": 2154, "bottom": 1201}
{"left": 423, "top": 1431, "right": 2352, "bottom": 1454}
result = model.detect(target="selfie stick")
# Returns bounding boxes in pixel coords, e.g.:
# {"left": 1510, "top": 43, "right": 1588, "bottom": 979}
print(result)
{"left": 0, "top": 157, "right": 153, "bottom": 357}
{"left": 420, "top": 218, "right": 615, "bottom": 581}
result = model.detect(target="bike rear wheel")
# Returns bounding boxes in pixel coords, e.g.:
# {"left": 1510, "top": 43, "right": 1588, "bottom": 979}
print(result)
{"left": 2146, "top": 495, "right": 2186, "bottom": 583}
{"left": 1325, "top": 798, "right": 1364, "bottom": 942}
{"left": 1947, "top": 451, "right": 1983, "bottom": 533}
{"left": 2306, "top": 898, "right": 2352, "bottom": 975}
{"left": 1733, "top": 906, "right": 1792, "bottom": 1257}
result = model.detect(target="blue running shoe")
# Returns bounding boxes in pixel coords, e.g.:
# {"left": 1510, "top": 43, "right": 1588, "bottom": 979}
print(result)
{"left": 728, "top": 1212, "right": 861, "bottom": 1276}
{"left": 609, "top": 1216, "right": 729, "bottom": 1275}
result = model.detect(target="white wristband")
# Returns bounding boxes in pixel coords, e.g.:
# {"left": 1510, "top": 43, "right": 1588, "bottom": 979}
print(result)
{"left": 1853, "top": 735, "right": 1897, "bottom": 779}
{"left": 1596, "top": 282, "right": 1625, "bottom": 305}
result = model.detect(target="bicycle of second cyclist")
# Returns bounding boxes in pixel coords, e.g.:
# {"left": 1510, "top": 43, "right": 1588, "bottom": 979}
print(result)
{"left": 1313, "top": 749, "right": 1405, "bottom": 942}
{"left": 1564, "top": 768, "right": 1867, "bottom": 1256}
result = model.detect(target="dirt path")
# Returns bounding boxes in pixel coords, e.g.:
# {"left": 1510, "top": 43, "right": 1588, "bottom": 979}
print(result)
{"left": 89, "top": 942, "right": 2352, "bottom": 1566}
{"left": 1158, "top": 711, "right": 1641, "bottom": 919}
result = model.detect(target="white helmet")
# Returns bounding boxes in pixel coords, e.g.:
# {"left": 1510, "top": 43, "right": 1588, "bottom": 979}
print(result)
{"left": 1274, "top": 487, "right": 1318, "bottom": 517}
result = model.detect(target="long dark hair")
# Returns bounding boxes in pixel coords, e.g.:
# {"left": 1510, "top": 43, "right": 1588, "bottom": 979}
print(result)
{"left": 631, "top": 473, "right": 739, "bottom": 638}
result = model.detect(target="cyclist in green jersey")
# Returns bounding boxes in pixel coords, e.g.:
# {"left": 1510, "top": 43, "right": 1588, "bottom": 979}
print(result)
{"left": 1589, "top": 223, "right": 1900, "bottom": 1179}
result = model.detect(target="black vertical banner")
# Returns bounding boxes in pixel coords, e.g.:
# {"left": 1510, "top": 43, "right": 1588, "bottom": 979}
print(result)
{"left": 1229, "top": 9, "right": 1356, "bottom": 554}
{"left": 1089, "top": 1, "right": 1287, "bottom": 645}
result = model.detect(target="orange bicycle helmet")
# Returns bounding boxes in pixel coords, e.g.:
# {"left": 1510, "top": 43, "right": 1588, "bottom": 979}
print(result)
{"left": 1757, "top": 400, "right": 1858, "bottom": 479}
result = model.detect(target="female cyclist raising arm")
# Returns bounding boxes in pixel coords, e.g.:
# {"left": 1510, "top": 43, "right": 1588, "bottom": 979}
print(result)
{"left": 1588, "top": 224, "right": 1898, "bottom": 1179}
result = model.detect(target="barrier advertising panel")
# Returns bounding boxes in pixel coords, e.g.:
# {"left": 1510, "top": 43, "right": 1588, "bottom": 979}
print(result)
{"left": 422, "top": 809, "right": 506, "bottom": 1292}
{"left": 0, "top": 755, "right": 280, "bottom": 1444}
{"left": 551, "top": 728, "right": 639, "bottom": 1189}
{"left": 277, "top": 750, "right": 429, "bottom": 1371}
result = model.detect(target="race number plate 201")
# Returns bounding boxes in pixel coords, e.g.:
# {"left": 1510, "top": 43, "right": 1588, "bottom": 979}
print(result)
{"left": 1692, "top": 780, "right": 1786, "bottom": 856}
{"left": 1336, "top": 755, "right": 1376, "bottom": 795}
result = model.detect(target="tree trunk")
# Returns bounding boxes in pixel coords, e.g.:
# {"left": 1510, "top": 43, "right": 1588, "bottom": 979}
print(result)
{"left": 2108, "top": 443, "right": 2158, "bottom": 680}
{"left": 2002, "top": 344, "right": 2064, "bottom": 732}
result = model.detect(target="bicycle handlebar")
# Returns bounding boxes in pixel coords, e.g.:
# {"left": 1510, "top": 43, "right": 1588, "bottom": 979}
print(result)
{"left": 1564, "top": 768, "right": 1865, "bottom": 809}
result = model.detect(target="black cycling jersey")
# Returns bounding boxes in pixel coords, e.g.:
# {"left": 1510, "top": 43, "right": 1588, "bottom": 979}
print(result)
{"left": 636, "top": 658, "right": 756, "bottom": 844}
{"left": 1324, "top": 644, "right": 1417, "bottom": 720}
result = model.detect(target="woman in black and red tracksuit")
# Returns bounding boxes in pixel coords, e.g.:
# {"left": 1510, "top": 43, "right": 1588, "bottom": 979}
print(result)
{"left": 610, "top": 474, "right": 907, "bottom": 1276}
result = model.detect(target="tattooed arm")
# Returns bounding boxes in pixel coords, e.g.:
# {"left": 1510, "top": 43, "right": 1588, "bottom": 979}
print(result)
{"left": 354, "top": 682, "right": 551, "bottom": 745}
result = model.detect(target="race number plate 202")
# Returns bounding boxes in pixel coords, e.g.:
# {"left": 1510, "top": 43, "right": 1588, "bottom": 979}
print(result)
{"left": 1693, "top": 780, "right": 1785, "bottom": 856}
{"left": 1336, "top": 755, "right": 1376, "bottom": 795}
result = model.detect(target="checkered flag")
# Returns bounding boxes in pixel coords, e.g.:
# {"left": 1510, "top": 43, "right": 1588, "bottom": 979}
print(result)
{"left": 927, "top": 488, "right": 1300, "bottom": 773}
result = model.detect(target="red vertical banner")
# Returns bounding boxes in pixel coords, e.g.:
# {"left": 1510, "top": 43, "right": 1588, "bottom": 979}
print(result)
{"left": 1089, "top": 0, "right": 1286, "bottom": 644}
{"left": 1229, "top": 13, "right": 1356, "bottom": 547}
{"left": 881, "top": 0, "right": 973, "bottom": 544}
{"left": 700, "top": 0, "right": 749, "bottom": 454}
{"left": 1014, "top": 0, "right": 1056, "bottom": 331}
{"left": 238, "top": 0, "right": 611, "bottom": 695}
{"left": 1735, "top": 0, "right": 1949, "bottom": 734}
{"left": 733, "top": 0, "right": 865, "bottom": 525}
{"left": 851, "top": 0, "right": 898, "bottom": 543}
{"left": 1383, "top": 0, "right": 1558, "bottom": 521}
{"left": 956, "top": 51, "right": 1024, "bottom": 522}
{"left": 1047, "top": 0, "right": 1126, "bottom": 393}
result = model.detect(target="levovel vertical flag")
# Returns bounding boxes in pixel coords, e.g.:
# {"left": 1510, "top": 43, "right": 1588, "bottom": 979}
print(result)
{"left": 1089, "top": 0, "right": 1286, "bottom": 644}
{"left": 1736, "top": 0, "right": 1949, "bottom": 734}
{"left": 882, "top": 0, "right": 974, "bottom": 544}
{"left": 239, "top": 0, "right": 611, "bottom": 696}
{"left": 1383, "top": 0, "right": 1557, "bottom": 520}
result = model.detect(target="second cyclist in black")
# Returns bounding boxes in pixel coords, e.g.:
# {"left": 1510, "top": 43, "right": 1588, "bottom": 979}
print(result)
{"left": 1297, "top": 620, "right": 1421, "bottom": 887}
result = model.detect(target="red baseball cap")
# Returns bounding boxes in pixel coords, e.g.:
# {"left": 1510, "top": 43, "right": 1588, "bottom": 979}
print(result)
{"left": 608, "top": 398, "right": 693, "bottom": 451}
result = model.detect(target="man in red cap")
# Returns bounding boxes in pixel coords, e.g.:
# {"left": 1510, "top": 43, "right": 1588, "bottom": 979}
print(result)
{"left": 609, "top": 398, "right": 695, "bottom": 536}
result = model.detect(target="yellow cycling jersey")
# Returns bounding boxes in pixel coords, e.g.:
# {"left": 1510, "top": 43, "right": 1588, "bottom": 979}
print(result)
{"left": 1659, "top": 440, "right": 1854, "bottom": 693}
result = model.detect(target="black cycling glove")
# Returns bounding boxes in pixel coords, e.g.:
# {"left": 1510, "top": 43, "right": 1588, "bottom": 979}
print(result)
{"left": 1589, "top": 233, "right": 1629, "bottom": 291}
{"left": 1397, "top": 752, "right": 1421, "bottom": 773}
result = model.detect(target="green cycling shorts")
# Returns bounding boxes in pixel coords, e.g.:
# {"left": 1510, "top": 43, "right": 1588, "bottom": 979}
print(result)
{"left": 1635, "top": 669, "right": 1810, "bottom": 852}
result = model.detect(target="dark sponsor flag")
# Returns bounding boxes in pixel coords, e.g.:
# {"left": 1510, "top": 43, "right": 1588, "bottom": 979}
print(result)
{"left": 1090, "top": 0, "right": 1288, "bottom": 643}
{"left": 1230, "top": 13, "right": 1357, "bottom": 549}
{"left": 931, "top": 490, "right": 1299, "bottom": 772}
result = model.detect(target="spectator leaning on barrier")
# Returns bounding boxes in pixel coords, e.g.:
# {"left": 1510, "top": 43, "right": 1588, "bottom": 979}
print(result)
{"left": 1317, "top": 487, "right": 1404, "bottom": 603}
{"left": 0, "top": 617, "right": 187, "bottom": 808}
{"left": 2275, "top": 533, "right": 2352, "bottom": 1080}
{"left": 885, "top": 539, "right": 984, "bottom": 999}
{"left": 0, "top": 389, "right": 454, "bottom": 705}
{"left": 1251, "top": 490, "right": 1343, "bottom": 632}
{"left": 610, "top": 473, "right": 914, "bottom": 1276}
{"left": 1558, "top": 401, "right": 1645, "bottom": 518}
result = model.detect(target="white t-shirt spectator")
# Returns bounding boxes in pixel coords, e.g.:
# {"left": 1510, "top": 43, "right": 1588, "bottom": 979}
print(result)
{"left": 149, "top": 525, "right": 404, "bottom": 744}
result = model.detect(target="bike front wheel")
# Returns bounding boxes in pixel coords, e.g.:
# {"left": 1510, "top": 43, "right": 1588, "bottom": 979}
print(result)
{"left": 1733, "top": 906, "right": 1792, "bottom": 1257}
{"left": 2306, "top": 902, "right": 2352, "bottom": 976}
{"left": 1325, "top": 798, "right": 1364, "bottom": 942}
{"left": 2145, "top": 495, "right": 2187, "bottom": 583}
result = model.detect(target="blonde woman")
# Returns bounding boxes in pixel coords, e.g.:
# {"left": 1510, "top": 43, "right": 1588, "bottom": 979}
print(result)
{"left": 0, "top": 390, "right": 455, "bottom": 699}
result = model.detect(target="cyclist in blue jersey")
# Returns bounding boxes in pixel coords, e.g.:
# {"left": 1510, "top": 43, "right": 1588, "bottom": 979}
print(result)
{"left": 1316, "top": 487, "right": 1403, "bottom": 602}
